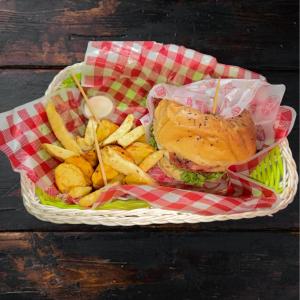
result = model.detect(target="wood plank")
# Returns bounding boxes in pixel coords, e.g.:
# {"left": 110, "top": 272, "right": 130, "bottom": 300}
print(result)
{"left": 0, "top": 69, "right": 298, "bottom": 231}
{"left": 0, "top": 232, "right": 298, "bottom": 300}
{"left": 0, "top": 0, "right": 298, "bottom": 69}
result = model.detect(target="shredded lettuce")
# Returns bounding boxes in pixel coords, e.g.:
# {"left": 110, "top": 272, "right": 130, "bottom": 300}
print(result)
{"left": 149, "top": 125, "right": 158, "bottom": 149}
{"left": 36, "top": 187, "right": 150, "bottom": 210}
{"left": 180, "top": 170, "right": 224, "bottom": 187}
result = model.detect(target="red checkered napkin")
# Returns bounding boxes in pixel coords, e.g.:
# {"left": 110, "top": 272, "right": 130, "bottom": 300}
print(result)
{"left": 0, "top": 41, "right": 296, "bottom": 216}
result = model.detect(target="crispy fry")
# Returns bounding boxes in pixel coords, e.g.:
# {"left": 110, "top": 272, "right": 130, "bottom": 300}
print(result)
{"left": 42, "top": 143, "right": 77, "bottom": 161}
{"left": 84, "top": 119, "right": 97, "bottom": 146}
{"left": 92, "top": 163, "right": 119, "bottom": 188}
{"left": 126, "top": 142, "right": 155, "bottom": 164}
{"left": 65, "top": 156, "right": 94, "bottom": 185}
{"left": 68, "top": 186, "right": 92, "bottom": 198}
{"left": 55, "top": 163, "right": 87, "bottom": 193}
{"left": 82, "top": 150, "right": 98, "bottom": 167}
{"left": 102, "top": 114, "right": 134, "bottom": 146}
{"left": 45, "top": 102, "right": 82, "bottom": 154}
{"left": 139, "top": 150, "right": 165, "bottom": 172}
{"left": 109, "top": 145, "right": 134, "bottom": 162}
{"left": 102, "top": 146, "right": 155, "bottom": 185}
{"left": 76, "top": 136, "right": 94, "bottom": 151}
{"left": 79, "top": 189, "right": 102, "bottom": 207}
{"left": 108, "top": 174, "right": 125, "bottom": 184}
{"left": 123, "top": 172, "right": 155, "bottom": 185}
{"left": 117, "top": 125, "right": 145, "bottom": 148}
{"left": 137, "top": 134, "right": 147, "bottom": 143}
{"left": 96, "top": 119, "right": 119, "bottom": 142}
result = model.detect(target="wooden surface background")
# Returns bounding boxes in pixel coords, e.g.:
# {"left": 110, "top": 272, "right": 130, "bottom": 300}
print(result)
{"left": 0, "top": 1, "right": 299, "bottom": 299}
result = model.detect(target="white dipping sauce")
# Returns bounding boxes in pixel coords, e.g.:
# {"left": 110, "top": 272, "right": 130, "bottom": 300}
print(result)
{"left": 83, "top": 95, "right": 115, "bottom": 120}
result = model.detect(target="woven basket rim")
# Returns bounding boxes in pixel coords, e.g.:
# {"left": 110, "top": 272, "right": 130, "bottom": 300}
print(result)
{"left": 20, "top": 62, "right": 298, "bottom": 225}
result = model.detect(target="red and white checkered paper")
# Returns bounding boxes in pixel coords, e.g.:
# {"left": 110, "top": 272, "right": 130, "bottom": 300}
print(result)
{"left": 0, "top": 41, "right": 296, "bottom": 216}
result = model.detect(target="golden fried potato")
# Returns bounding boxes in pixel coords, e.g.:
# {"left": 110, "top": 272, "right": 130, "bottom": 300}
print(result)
{"left": 139, "top": 150, "right": 165, "bottom": 172}
{"left": 84, "top": 119, "right": 97, "bottom": 146}
{"left": 55, "top": 163, "right": 87, "bottom": 193}
{"left": 108, "top": 145, "right": 134, "bottom": 162}
{"left": 46, "top": 102, "right": 82, "bottom": 154}
{"left": 65, "top": 156, "right": 94, "bottom": 185}
{"left": 102, "top": 114, "right": 134, "bottom": 145}
{"left": 76, "top": 136, "right": 94, "bottom": 151}
{"left": 79, "top": 189, "right": 102, "bottom": 207}
{"left": 102, "top": 146, "right": 155, "bottom": 185}
{"left": 92, "top": 163, "right": 119, "bottom": 188}
{"left": 42, "top": 143, "right": 77, "bottom": 161}
{"left": 68, "top": 186, "right": 92, "bottom": 198}
{"left": 96, "top": 119, "right": 119, "bottom": 142}
{"left": 108, "top": 174, "right": 125, "bottom": 184}
{"left": 123, "top": 172, "right": 155, "bottom": 185}
{"left": 126, "top": 142, "right": 155, "bottom": 164}
{"left": 82, "top": 150, "right": 98, "bottom": 168}
{"left": 137, "top": 134, "right": 147, "bottom": 143}
{"left": 117, "top": 125, "right": 145, "bottom": 148}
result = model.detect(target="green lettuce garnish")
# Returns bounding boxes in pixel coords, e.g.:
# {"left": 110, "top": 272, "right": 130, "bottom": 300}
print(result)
{"left": 60, "top": 73, "right": 82, "bottom": 89}
{"left": 180, "top": 170, "right": 224, "bottom": 187}
{"left": 149, "top": 125, "right": 158, "bottom": 149}
{"left": 36, "top": 187, "right": 150, "bottom": 210}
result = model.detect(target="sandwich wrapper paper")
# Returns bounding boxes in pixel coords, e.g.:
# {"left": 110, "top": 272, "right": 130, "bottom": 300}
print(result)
{"left": 0, "top": 41, "right": 296, "bottom": 216}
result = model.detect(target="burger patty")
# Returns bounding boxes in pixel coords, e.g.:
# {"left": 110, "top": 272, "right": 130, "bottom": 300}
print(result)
{"left": 169, "top": 152, "right": 219, "bottom": 173}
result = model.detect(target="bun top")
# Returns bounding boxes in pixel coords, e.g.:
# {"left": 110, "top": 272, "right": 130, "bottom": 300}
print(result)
{"left": 153, "top": 99, "right": 256, "bottom": 172}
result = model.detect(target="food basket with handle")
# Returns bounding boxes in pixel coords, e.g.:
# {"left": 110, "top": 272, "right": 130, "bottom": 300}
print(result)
{"left": 20, "top": 62, "right": 298, "bottom": 225}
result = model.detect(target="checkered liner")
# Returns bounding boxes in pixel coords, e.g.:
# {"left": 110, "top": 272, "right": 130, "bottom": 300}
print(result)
{"left": 0, "top": 41, "right": 296, "bottom": 216}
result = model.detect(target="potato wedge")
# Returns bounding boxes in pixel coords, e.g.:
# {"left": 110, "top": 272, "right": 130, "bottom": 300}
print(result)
{"left": 84, "top": 119, "right": 97, "bottom": 146}
{"left": 76, "top": 136, "right": 94, "bottom": 151}
{"left": 117, "top": 125, "right": 145, "bottom": 148}
{"left": 46, "top": 102, "right": 82, "bottom": 154}
{"left": 79, "top": 189, "right": 102, "bottom": 207}
{"left": 97, "top": 119, "right": 119, "bottom": 142}
{"left": 123, "top": 172, "right": 155, "bottom": 185}
{"left": 55, "top": 163, "right": 87, "bottom": 193}
{"left": 108, "top": 145, "right": 134, "bottom": 162}
{"left": 139, "top": 150, "right": 165, "bottom": 172}
{"left": 102, "top": 146, "right": 155, "bottom": 185}
{"left": 108, "top": 174, "right": 125, "bottom": 184}
{"left": 42, "top": 143, "right": 77, "bottom": 161}
{"left": 82, "top": 150, "right": 98, "bottom": 168}
{"left": 65, "top": 156, "right": 94, "bottom": 185}
{"left": 68, "top": 186, "right": 92, "bottom": 198}
{"left": 102, "top": 114, "right": 134, "bottom": 146}
{"left": 137, "top": 134, "right": 147, "bottom": 143}
{"left": 126, "top": 142, "right": 155, "bottom": 164}
{"left": 92, "top": 163, "right": 119, "bottom": 189}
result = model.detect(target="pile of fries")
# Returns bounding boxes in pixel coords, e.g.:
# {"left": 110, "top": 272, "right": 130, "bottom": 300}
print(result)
{"left": 43, "top": 102, "right": 164, "bottom": 207}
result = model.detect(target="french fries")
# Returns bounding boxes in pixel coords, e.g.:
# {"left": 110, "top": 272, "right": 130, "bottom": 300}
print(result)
{"left": 102, "top": 114, "right": 134, "bottom": 146}
{"left": 108, "top": 145, "right": 134, "bottom": 162}
{"left": 117, "top": 125, "right": 145, "bottom": 148}
{"left": 45, "top": 102, "right": 82, "bottom": 154}
{"left": 76, "top": 136, "right": 94, "bottom": 151}
{"left": 82, "top": 150, "right": 98, "bottom": 168}
{"left": 65, "top": 156, "right": 94, "bottom": 185}
{"left": 68, "top": 186, "right": 92, "bottom": 198}
{"left": 84, "top": 119, "right": 97, "bottom": 146}
{"left": 55, "top": 163, "right": 88, "bottom": 193}
{"left": 126, "top": 142, "right": 155, "bottom": 164}
{"left": 42, "top": 143, "right": 77, "bottom": 161}
{"left": 139, "top": 150, "right": 165, "bottom": 172}
{"left": 97, "top": 119, "right": 119, "bottom": 142}
{"left": 102, "top": 146, "right": 155, "bottom": 185}
{"left": 92, "top": 163, "right": 119, "bottom": 188}
{"left": 124, "top": 150, "right": 164, "bottom": 184}
{"left": 79, "top": 189, "right": 102, "bottom": 207}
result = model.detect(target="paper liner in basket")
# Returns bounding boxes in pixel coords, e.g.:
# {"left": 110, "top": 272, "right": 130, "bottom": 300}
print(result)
{"left": 0, "top": 41, "right": 296, "bottom": 216}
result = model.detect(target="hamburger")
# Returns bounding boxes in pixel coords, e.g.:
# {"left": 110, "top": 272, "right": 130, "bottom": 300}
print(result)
{"left": 150, "top": 99, "right": 256, "bottom": 187}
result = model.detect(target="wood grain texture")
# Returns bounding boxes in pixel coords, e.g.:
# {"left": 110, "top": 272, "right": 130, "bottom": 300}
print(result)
{"left": 0, "top": 232, "right": 298, "bottom": 300}
{"left": 0, "top": 69, "right": 298, "bottom": 231}
{"left": 0, "top": 0, "right": 298, "bottom": 69}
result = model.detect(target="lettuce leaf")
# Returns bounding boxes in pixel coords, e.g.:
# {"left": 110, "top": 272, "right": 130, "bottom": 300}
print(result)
{"left": 36, "top": 187, "right": 150, "bottom": 210}
{"left": 148, "top": 125, "right": 158, "bottom": 150}
{"left": 180, "top": 170, "right": 224, "bottom": 187}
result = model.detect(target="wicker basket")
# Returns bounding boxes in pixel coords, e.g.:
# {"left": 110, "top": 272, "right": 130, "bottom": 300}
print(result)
{"left": 21, "top": 63, "right": 298, "bottom": 225}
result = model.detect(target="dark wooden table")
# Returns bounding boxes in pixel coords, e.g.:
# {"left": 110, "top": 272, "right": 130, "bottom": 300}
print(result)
{"left": 0, "top": 1, "right": 299, "bottom": 299}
